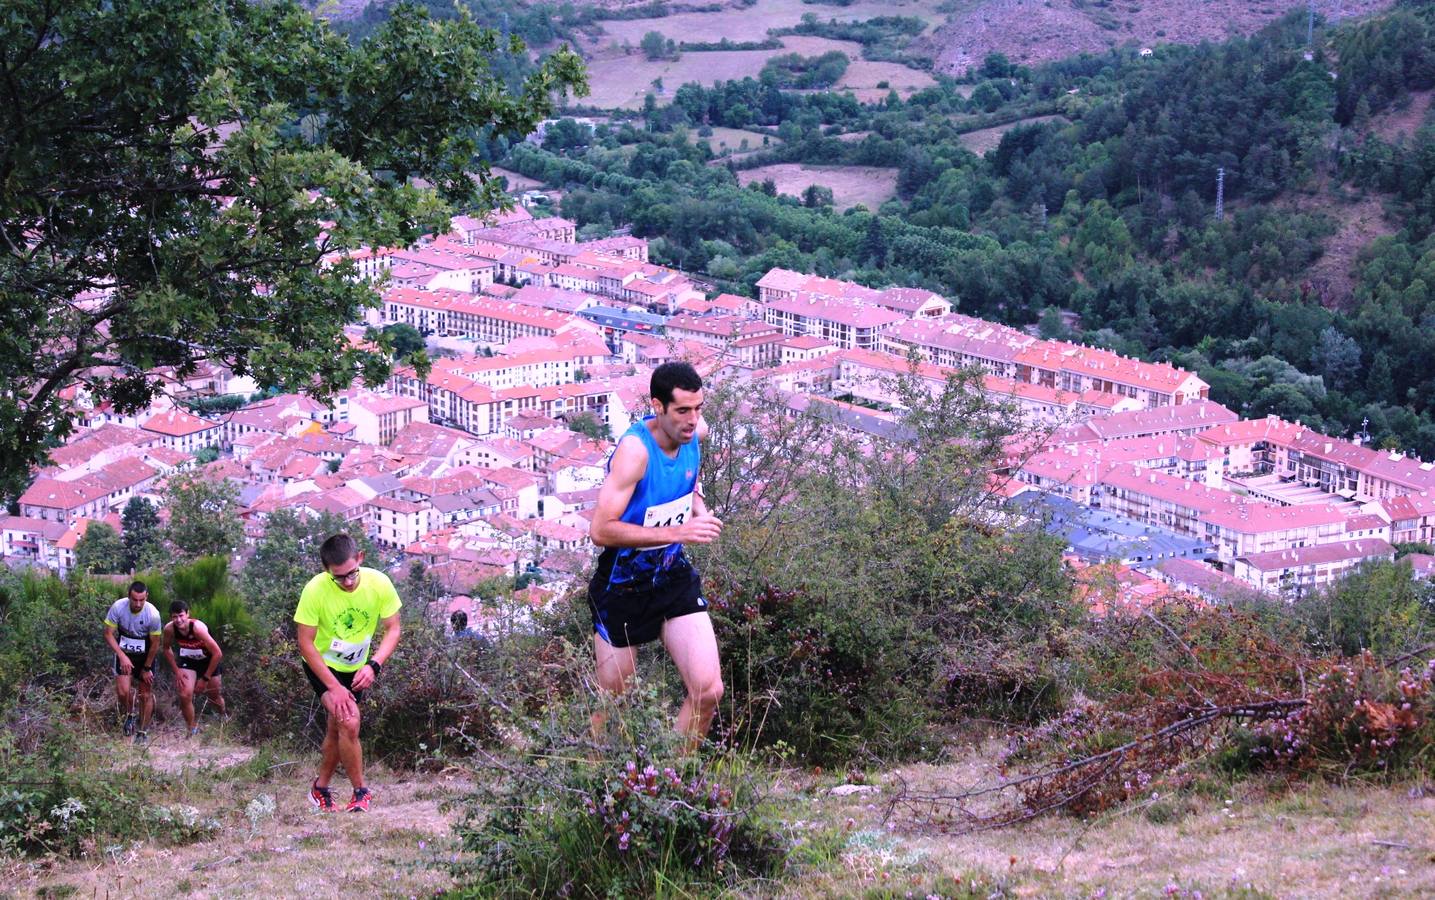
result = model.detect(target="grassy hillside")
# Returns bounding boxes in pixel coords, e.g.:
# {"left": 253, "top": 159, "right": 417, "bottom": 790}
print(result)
{"left": 17, "top": 728, "right": 1435, "bottom": 898}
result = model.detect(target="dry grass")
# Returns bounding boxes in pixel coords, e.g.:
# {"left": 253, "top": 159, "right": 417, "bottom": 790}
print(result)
{"left": 13, "top": 730, "right": 466, "bottom": 900}
{"left": 925, "top": 0, "right": 1397, "bottom": 77}
{"left": 15, "top": 725, "right": 1435, "bottom": 898}
{"left": 956, "top": 113, "right": 1068, "bottom": 156}
{"left": 595, "top": 0, "right": 947, "bottom": 48}
{"left": 582, "top": 35, "right": 858, "bottom": 109}
{"left": 1367, "top": 88, "right": 1435, "bottom": 144}
{"left": 488, "top": 166, "right": 544, "bottom": 192}
{"left": 832, "top": 56, "right": 937, "bottom": 102}
{"left": 697, "top": 126, "right": 779, "bottom": 156}
{"left": 785, "top": 737, "right": 1435, "bottom": 898}
{"left": 576, "top": 0, "right": 943, "bottom": 109}
{"left": 737, "top": 163, "right": 898, "bottom": 210}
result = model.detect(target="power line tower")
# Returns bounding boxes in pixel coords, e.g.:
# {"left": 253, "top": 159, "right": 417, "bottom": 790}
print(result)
{"left": 1307, "top": 0, "right": 1316, "bottom": 47}
{"left": 1215, "top": 167, "right": 1225, "bottom": 221}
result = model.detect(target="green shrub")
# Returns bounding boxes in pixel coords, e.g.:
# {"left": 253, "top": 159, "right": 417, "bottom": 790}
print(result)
{"left": 451, "top": 673, "right": 788, "bottom": 896}
{"left": 223, "top": 618, "right": 501, "bottom": 768}
{"left": 0, "top": 689, "right": 209, "bottom": 858}
{"left": 692, "top": 375, "right": 1077, "bottom": 763}
{"left": 0, "top": 568, "right": 118, "bottom": 695}
{"left": 708, "top": 579, "right": 941, "bottom": 763}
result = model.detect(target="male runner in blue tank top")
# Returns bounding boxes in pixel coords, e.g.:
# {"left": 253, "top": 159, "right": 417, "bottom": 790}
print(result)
{"left": 588, "top": 362, "right": 724, "bottom": 745}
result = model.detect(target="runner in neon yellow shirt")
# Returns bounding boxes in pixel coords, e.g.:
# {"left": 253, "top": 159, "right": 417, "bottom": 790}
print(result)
{"left": 294, "top": 534, "right": 401, "bottom": 813}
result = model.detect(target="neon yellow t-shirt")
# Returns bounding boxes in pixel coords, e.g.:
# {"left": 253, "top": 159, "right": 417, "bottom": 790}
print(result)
{"left": 293, "top": 567, "right": 401, "bottom": 673}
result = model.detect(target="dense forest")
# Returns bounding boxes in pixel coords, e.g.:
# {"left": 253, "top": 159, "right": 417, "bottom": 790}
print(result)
{"left": 484, "top": 2, "right": 1435, "bottom": 458}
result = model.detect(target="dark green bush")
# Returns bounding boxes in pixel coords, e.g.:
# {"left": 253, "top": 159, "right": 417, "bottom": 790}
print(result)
{"left": 223, "top": 618, "right": 501, "bottom": 768}
{"left": 451, "top": 674, "right": 788, "bottom": 896}
{"left": 693, "top": 375, "right": 1078, "bottom": 763}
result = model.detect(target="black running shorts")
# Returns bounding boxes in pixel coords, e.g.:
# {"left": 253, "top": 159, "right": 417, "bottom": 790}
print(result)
{"left": 587, "top": 563, "right": 708, "bottom": 649}
{"left": 114, "top": 652, "right": 156, "bottom": 677}
{"left": 177, "top": 655, "right": 224, "bottom": 678}
{"left": 303, "top": 663, "right": 366, "bottom": 702}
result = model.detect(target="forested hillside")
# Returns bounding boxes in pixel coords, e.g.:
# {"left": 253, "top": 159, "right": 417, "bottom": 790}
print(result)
{"left": 489, "top": 2, "right": 1435, "bottom": 457}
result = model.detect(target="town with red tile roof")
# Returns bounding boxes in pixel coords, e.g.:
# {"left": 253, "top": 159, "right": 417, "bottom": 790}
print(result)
{"left": 8, "top": 204, "right": 1433, "bottom": 614}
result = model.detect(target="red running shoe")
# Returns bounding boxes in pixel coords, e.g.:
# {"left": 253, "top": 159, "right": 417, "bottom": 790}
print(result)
{"left": 309, "top": 779, "right": 337, "bottom": 812}
{"left": 346, "top": 786, "right": 372, "bottom": 813}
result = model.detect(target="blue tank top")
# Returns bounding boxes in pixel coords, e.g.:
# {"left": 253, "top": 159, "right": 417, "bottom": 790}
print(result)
{"left": 600, "top": 417, "right": 701, "bottom": 590}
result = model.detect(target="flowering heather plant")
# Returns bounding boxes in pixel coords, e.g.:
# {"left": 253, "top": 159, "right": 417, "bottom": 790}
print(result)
{"left": 1249, "top": 651, "right": 1435, "bottom": 777}
{"left": 450, "top": 663, "right": 788, "bottom": 896}
{"left": 589, "top": 753, "right": 739, "bottom": 870}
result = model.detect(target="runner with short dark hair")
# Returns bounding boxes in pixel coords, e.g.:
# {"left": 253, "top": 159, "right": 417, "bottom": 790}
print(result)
{"left": 588, "top": 362, "right": 724, "bottom": 747}
{"left": 162, "top": 600, "right": 227, "bottom": 736}
{"left": 104, "top": 581, "right": 162, "bottom": 746}
{"left": 295, "top": 534, "right": 402, "bottom": 812}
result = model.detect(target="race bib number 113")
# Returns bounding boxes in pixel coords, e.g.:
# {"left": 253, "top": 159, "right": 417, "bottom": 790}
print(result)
{"left": 639, "top": 492, "right": 694, "bottom": 549}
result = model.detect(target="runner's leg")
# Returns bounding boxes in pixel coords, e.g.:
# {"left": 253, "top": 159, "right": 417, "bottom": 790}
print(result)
{"left": 175, "top": 668, "right": 198, "bottom": 731}
{"left": 204, "top": 674, "right": 227, "bottom": 716}
{"left": 661, "top": 612, "right": 724, "bottom": 747}
{"left": 591, "top": 633, "right": 638, "bottom": 740}
{"left": 594, "top": 633, "right": 638, "bottom": 694}
{"left": 136, "top": 670, "right": 155, "bottom": 732}
{"left": 319, "top": 690, "right": 364, "bottom": 791}
{"left": 317, "top": 707, "right": 341, "bottom": 787}
{"left": 115, "top": 672, "right": 133, "bottom": 716}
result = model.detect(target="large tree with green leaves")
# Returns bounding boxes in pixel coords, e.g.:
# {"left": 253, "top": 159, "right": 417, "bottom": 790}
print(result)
{"left": 240, "top": 509, "right": 380, "bottom": 629}
{"left": 74, "top": 522, "right": 125, "bottom": 574}
{"left": 162, "top": 470, "right": 244, "bottom": 562}
{"left": 121, "top": 497, "right": 165, "bottom": 571}
{"left": 0, "top": 0, "right": 586, "bottom": 501}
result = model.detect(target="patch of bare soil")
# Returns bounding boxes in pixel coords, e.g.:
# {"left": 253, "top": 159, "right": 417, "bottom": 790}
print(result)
{"left": 1367, "top": 88, "right": 1435, "bottom": 144}
{"left": 488, "top": 166, "right": 545, "bottom": 192}
{"left": 925, "top": 0, "right": 1396, "bottom": 77}
{"left": 1279, "top": 180, "right": 1395, "bottom": 309}
{"left": 957, "top": 113, "right": 1068, "bottom": 155}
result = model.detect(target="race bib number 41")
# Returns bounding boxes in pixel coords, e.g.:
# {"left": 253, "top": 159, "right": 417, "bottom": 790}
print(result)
{"left": 324, "top": 635, "right": 371, "bottom": 668}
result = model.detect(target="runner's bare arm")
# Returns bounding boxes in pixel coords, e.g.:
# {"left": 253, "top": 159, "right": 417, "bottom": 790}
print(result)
{"left": 141, "top": 627, "right": 160, "bottom": 682}
{"left": 296, "top": 624, "right": 346, "bottom": 692}
{"left": 141, "top": 631, "right": 160, "bottom": 680}
{"left": 196, "top": 622, "right": 223, "bottom": 679}
{"left": 590, "top": 436, "right": 721, "bottom": 548}
{"left": 162, "top": 623, "right": 181, "bottom": 675}
{"left": 104, "top": 624, "right": 129, "bottom": 671}
{"left": 297, "top": 623, "right": 357, "bottom": 721}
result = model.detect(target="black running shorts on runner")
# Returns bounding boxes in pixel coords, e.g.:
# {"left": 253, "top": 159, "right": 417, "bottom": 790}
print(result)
{"left": 178, "top": 656, "right": 223, "bottom": 677}
{"left": 303, "top": 663, "right": 365, "bottom": 701}
{"left": 114, "top": 652, "right": 156, "bottom": 677}
{"left": 587, "top": 563, "right": 707, "bottom": 649}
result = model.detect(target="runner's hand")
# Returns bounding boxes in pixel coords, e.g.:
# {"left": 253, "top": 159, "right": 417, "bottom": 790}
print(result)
{"left": 118, "top": 656, "right": 133, "bottom": 675}
{"left": 324, "top": 686, "right": 358, "bottom": 723}
{"left": 140, "top": 668, "right": 154, "bottom": 686}
{"left": 350, "top": 664, "right": 375, "bottom": 692}
{"left": 676, "top": 512, "right": 723, "bottom": 544}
